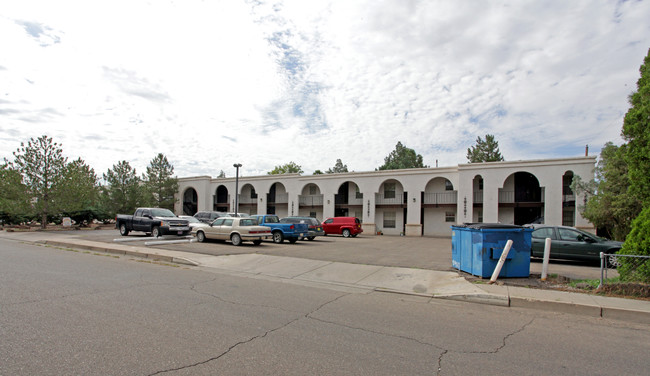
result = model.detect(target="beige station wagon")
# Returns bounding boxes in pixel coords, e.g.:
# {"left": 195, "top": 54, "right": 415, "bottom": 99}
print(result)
{"left": 193, "top": 217, "right": 271, "bottom": 246}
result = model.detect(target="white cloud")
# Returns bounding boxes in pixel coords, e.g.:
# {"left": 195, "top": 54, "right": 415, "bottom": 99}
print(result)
{"left": 0, "top": 0, "right": 649, "bottom": 178}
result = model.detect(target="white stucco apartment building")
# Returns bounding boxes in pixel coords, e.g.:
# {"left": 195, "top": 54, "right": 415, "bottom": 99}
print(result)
{"left": 175, "top": 156, "right": 596, "bottom": 237}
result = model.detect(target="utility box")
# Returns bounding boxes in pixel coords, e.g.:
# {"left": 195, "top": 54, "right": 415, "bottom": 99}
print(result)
{"left": 451, "top": 223, "right": 533, "bottom": 278}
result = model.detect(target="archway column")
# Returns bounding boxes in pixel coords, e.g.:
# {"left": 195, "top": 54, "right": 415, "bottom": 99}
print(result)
{"left": 323, "top": 193, "right": 335, "bottom": 219}
{"left": 544, "top": 184, "right": 562, "bottom": 225}
{"left": 288, "top": 192, "right": 299, "bottom": 216}
{"left": 405, "top": 193, "right": 422, "bottom": 236}
{"left": 362, "top": 192, "right": 376, "bottom": 235}
{"left": 483, "top": 179, "right": 499, "bottom": 223}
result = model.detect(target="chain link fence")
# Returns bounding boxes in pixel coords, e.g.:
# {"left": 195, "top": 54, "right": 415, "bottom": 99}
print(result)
{"left": 599, "top": 252, "right": 650, "bottom": 288}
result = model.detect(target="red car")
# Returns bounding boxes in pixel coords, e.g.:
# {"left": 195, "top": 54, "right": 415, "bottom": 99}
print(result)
{"left": 322, "top": 217, "right": 363, "bottom": 237}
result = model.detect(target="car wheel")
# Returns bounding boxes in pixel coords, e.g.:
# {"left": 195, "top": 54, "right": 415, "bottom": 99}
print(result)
{"left": 288, "top": 238, "right": 297, "bottom": 244}
{"left": 196, "top": 231, "right": 206, "bottom": 243}
{"left": 272, "top": 231, "right": 284, "bottom": 244}
{"left": 351, "top": 234, "right": 357, "bottom": 238}
{"left": 342, "top": 229, "right": 351, "bottom": 238}
{"left": 119, "top": 223, "right": 129, "bottom": 236}
{"left": 152, "top": 226, "right": 161, "bottom": 238}
{"left": 253, "top": 239, "right": 262, "bottom": 246}
{"left": 307, "top": 236, "right": 315, "bottom": 241}
{"left": 605, "top": 250, "right": 620, "bottom": 268}
{"left": 231, "top": 233, "right": 242, "bottom": 246}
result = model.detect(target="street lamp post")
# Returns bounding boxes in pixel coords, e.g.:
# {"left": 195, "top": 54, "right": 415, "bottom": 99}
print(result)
{"left": 233, "top": 163, "right": 242, "bottom": 215}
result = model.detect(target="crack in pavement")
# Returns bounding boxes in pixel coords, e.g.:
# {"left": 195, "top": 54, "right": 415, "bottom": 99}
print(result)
{"left": 147, "top": 292, "right": 351, "bottom": 375}
{"left": 187, "top": 277, "right": 306, "bottom": 314}
{"left": 437, "top": 349, "right": 448, "bottom": 376}
{"left": 436, "top": 318, "right": 536, "bottom": 374}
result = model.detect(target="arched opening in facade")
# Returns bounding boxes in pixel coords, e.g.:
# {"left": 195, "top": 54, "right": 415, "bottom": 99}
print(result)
{"left": 299, "top": 183, "right": 323, "bottom": 219}
{"left": 213, "top": 185, "right": 229, "bottom": 212}
{"left": 335, "top": 181, "right": 363, "bottom": 218}
{"left": 562, "top": 171, "right": 575, "bottom": 226}
{"left": 376, "top": 179, "right": 406, "bottom": 235}
{"left": 422, "top": 177, "right": 457, "bottom": 236}
{"left": 499, "top": 172, "right": 542, "bottom": 225}
{"left": 473, "top": 175, "right": 484, "bottom": 223}
{"left": 238, "top": 183, "right": 257, "bottom": 215}
{"left": 267, "top": 183, "right": 288, "bottom": 216}
{"left": 183, "top": 188, "right": 198, "bottom": 215}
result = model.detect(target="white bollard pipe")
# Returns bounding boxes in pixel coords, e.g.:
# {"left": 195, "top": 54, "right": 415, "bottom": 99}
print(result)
{"left": 488, "top": 239, "right": 513, "bottom": 284}
{"left": 541, "top": 237, "right": 552, "bottom": 281}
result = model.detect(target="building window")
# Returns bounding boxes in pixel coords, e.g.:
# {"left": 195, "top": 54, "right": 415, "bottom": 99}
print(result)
{"left": 309, "top": 211, "right": 317, "bottom": 218}
{"left": 445, "top": 180, "right": 453, "bottom": 191}
{"left": 355, "top": 186, "right": 363, "bottom": 199}
{"left": 250, "top": 188, "right": 257, "bottom": 199}
{"left": 309, "top": 185, "right": 318, "bottom": 195}
{"left": 354, "top": 211, "right": 363, "bottom": 221}
{"left": 383, "top": 212, "right": 396, "bottom": 228}
{"left": 478, "top": 209, "right": 483, "bottom": 223}
{"left": 562, "top": 208, "right": 575, "bottom": 227}
{"left": 384, "top": 183, "right": 396, "bottom": 199}
{"left": 445, "top": 211, "right": 456, "bottom": 223}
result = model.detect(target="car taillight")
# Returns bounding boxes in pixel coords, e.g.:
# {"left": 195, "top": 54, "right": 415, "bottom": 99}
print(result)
{"left": 290, "top": 225, "right": 294, "bottom": 229}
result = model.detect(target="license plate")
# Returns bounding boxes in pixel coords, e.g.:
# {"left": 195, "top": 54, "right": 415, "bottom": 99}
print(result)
{"left": 177, "top": 231, "right": 183, "bottom": 235}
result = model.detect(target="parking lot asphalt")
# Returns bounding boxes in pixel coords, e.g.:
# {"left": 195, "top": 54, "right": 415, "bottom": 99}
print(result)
{"left": 2, "top": 228, "right": 647, "bottom": 324}
{"left": 41, "top": 229, "right": 607, "bottom": 281}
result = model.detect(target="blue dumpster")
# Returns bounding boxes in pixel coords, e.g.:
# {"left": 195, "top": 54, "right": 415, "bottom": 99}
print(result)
{"left": 451, "top": 223, "right": 533, "bottom": 278}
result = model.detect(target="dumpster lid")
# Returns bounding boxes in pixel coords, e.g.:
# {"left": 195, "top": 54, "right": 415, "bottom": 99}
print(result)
{"left": 454, "top": 223, "right": 526, "bottom": 229}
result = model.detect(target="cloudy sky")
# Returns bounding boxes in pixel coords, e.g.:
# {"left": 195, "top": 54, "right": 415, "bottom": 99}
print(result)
{"left": 1, "top": 0, "right": 649, "bottom": 179}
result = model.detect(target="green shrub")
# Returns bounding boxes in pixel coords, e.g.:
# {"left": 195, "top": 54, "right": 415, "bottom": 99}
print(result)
{"left": 618, "top": 206, "right": 650, "bottom": 283}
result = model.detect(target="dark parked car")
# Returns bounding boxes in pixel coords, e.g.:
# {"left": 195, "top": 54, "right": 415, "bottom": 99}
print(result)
{"left": 529, "top": 225, "right": 622, "bottom": 262}
{"left": 281, "top": 217, "right": 324, "bottom": 240}
{"left": 194, "top": 211, "right": 226, "bottom": 223}
{"left": 116, "top": 208, "right": 190, "bottom": 237}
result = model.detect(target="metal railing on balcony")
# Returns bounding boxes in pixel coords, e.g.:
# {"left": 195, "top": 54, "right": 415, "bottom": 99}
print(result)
{"left": 299, "top": 195, "right": 323, "bottom": 206}
{"left": 423, "top": 191, "right": 457, "bottom": 205}
{"left": 334, "top": 195, "right": 364, "bottom": 205}
{"left": 267, "top": 193, "right": 288, "bottom": 204}
{"left": 238, "top": 195, "right": 257, "bottom": 204}
{"left": 563, "top": 194, "right": 576, "bottom": 203}
{"left": 498, "top": 188, "right": 545, "bottom": 203}
{"left": 213, "top": 194, "right": 230, "bottom": 205}
{"left": 375, "top": 193, "right": 405, "bottom": 205}
{"left": 473, "top": 190, "right": 483, "bottom": 203}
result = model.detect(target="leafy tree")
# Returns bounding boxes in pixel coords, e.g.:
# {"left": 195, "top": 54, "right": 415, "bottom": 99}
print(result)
{"left": 572, "top": 143, "right": 640, "bottom": 241}
{"left": 313, "top": 170, "right": 324, "bottom": 175}
{"left": 618, "top": 206, "right": 650, "bottom": 282}
{"left": 12, "top": 135, "right": 67, "bottom": 228}
{"left": 621, "top": 48, "right": 650, "bottom": 207}
{"left": 102, "top": 161, "right": 144, "bottom": 216}
{"left": 0, "top": 162, "right": 30, "bottom": 224}
{"left": 56, "top": 158, "right": 103, "bottom": 224}
{"left": 217, "top": 170, "right": 226, "bottom": 178}
{"left": 327, "top": 159, "right": 348, "bottom": 174}
{"left": 268, "top": 162, "right": 303, "bottom": 175}
{"left": 377, "top": 141, "right": 427, "bottom": 170}
{"left": 466, "top": 134, "right": 505, "bottom": 163}
{"left": 143, "top": 153, "right": 178, "bottom": 210}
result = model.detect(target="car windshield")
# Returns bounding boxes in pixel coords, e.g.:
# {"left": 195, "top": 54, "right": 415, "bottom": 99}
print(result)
{"left": 184, "top": 217, "right": 200, "bottom": 223}
{"left": 240, "top": 219, "right": 256, "bottom": 226}
{"left": 265, "top": 216, "right": 279, "bottom": 223}
{"left": 151, "top": 209, "right": 175, "bottom": 217}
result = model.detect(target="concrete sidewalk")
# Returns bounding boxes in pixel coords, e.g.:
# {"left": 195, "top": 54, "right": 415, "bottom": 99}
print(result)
{"left": 2, "top": 230, "right": 649, "bottom": 324}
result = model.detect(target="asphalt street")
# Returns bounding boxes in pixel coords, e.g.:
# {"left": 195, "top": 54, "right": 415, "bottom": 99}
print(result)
{"left": 2, "top": 237, "right": 648, "bottom": 375}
